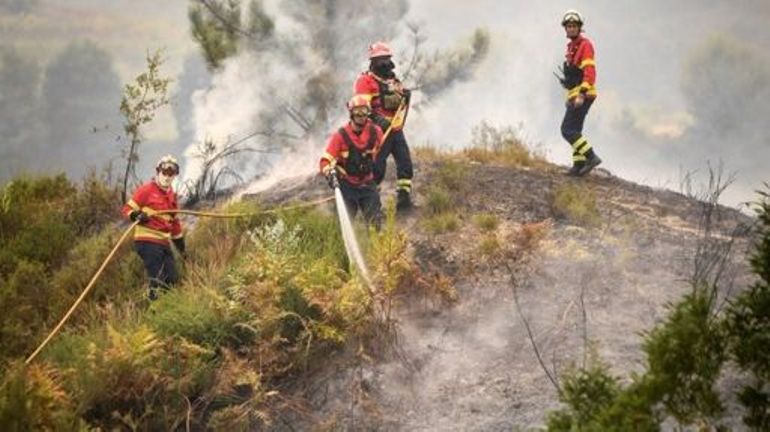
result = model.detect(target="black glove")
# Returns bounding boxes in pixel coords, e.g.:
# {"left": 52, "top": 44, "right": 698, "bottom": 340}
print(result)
{"left": 325, "top": 169, "right": 339, "bottom": 189}
{"left": 129, "top": 210, "right": 150, "bottom": 224}
{"left": 172, "top": 237, "right": 186, "bottom": 256}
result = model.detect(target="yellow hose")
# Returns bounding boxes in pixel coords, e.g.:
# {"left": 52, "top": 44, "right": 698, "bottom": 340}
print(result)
{"left": 24, "top": 195, "right": 334, "bottom": 365}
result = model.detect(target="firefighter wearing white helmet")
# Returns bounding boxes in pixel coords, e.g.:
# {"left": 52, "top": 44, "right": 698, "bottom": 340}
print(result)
{"left": 354, "top": 41, "right": 414, "bottom": 211}
{"left": 319, "top": 95, "right": 384, "bottom": 227}
{"left": 558, "top": 9, "right": 602, "bottom": 176}
{"left": 121, "top": 154, "right": 185, "bottom": 300}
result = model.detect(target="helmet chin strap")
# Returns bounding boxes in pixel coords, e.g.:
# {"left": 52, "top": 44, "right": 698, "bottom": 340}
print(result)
{"left": 157, "top": 174, "right": 174, "bottom": 188}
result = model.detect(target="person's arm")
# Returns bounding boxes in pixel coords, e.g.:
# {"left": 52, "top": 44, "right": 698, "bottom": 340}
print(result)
{"left": 122, "top": 186, "right": 149, "bottom": 223}
{"left": 578, "top": 40, "right": 596, "bottom": 93}
{"left": 320, "top": 132, "right": 343, "bottom": 187}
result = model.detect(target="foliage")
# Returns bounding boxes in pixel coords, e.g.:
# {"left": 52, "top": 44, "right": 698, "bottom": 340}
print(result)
{"left": 552, "top": 183, "right": 602, "bottom": 227}
{"left": 119, "top": 50, "right": 171, "bottom": 203}
{"left": 0, "top": 362, "right": 83, "bottom": 431}
{"left": 424, "top": 212, "right": 460, "bottom": 234}
{"left": 466, "top": 121, "right": 546, "bottom": 168}
{"left": 473, "top": 212, "right": 499, "bottom": 233}
{"left": 725, "top": 187, "right": 770, "bottom": 428}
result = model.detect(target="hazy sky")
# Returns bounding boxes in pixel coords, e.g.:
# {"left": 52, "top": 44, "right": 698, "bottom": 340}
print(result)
{"left": 1, "top": 0, "right": 768, "bottom": 207}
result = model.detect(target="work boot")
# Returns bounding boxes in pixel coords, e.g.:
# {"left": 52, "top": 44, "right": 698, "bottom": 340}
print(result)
{"left": 578, "top": 154, "right": 602, "bottom": 177}
{"left": 396, "top": 190, "right": 413, "bottom": 212}
{"left": 565, "top": 162, "right": 585, "bottom": 177}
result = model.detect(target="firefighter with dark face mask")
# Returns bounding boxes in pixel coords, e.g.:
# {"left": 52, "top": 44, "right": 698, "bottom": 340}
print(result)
{"left": 122, "top": 155, "right": 185, "bottom": 300}
{"left": 558, "top": 10, "right": 602, "bottom": 177}
{"left": 320, "top": 95, "right": 384, "bottom": 227}
{"left": 354, "top": 41, "right": 413, "bottom": 211}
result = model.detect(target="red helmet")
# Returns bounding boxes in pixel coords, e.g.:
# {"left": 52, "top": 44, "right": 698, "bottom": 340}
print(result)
{"left": 368, "top": 41, "right": 393, "bottom": 59}
{"left": 347, "top": 94, "right": 371, "bottom": 112}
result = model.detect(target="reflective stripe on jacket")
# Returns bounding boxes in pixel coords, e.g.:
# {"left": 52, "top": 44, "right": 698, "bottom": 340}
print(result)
{"left": 565, "top": 34, "right": 597, "bottom": 99}
{"left": 122, "top": 179, "right": 183, "bottom": 246}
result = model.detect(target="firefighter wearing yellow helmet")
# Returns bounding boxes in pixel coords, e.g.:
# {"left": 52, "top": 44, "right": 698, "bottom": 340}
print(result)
{"left": 319, "top": 95, "right": 384, "bottom": 227}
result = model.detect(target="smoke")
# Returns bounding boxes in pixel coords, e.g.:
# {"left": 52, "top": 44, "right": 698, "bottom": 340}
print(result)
{"left": 403, "top": 0, "right": 770, "bottom": 208}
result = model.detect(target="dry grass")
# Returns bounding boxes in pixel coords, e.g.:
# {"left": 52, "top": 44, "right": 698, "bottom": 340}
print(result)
{"left": 473, "top": 213, "right": 500, "bottom": 233}
{"left": 552, "top": 183, "right": 602, "bottom": 228}
{"left": 465, "top": 121, "right": 547, "bottom": 168}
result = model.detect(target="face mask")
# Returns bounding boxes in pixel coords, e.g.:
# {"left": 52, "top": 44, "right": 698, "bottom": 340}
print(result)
{"left": 157, "top": 173, "right": 174, "bottom": 188}
{"left": 372, "top": 59, "right": 395, "bottom": 78}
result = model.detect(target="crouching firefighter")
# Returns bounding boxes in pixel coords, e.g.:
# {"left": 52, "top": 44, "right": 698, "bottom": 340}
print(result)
{"left": 354, "top": 41, "right": 413, "bottom": 211}
{"left": 320, "top": 95, "right": 384, "bottom": 227}
{"left": 557, "top": 10, "right": 602, "bottom": 177}
{"left": 122, "top": 155, "right": 186, "bottom": 300}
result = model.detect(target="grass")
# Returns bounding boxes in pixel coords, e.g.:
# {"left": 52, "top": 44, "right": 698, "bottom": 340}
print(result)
{"left": 473, "top": 213, "right": 499, "bottom": 232}
{"left": 465, "top": 121, "right": 547, "bottom": 168}
{"left": 424, "top": 213, "right": 460, "bottom": 234}
{"left": 552, "top": 183, "right": 602, "bottom": 228}
{"left": 478, "top": 234, "right": 501, "bottom": 256}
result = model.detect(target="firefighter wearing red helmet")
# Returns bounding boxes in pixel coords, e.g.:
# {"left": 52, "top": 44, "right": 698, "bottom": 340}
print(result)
{"left": 320, "top": 95, "right": 384, "bottom": 226}
{"left": 121, "top": 154, "right": 186, "bottom": 300}
{"left": 354, "top": 41, "right": 413, "bottom": 211}
{"left": 558, "top": 10, "right": 602, "bottom": 176}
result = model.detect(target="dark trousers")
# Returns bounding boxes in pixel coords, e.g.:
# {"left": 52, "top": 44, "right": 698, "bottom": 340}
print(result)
{"left": 339, "top": 181, "right": 382, "bottom": 227}
{"left": 560, "top": 97, "right": 595, "bottom": 162}
{"left": 373, "top": 130, "right": 413, "bottom": 191}
{"left": 135, "top": 241, "right": 178, "bottom": 290}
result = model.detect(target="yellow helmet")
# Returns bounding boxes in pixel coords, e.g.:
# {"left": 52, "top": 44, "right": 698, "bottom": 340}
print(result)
{"left": 347, "top": 94, "right": 371, "bottom": 112}
{"left": 561, "top": 10, "right": 584, "bottom": 26}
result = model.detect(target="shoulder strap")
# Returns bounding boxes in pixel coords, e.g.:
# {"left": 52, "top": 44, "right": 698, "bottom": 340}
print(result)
{"left": 366, "top": 125, "right": 377, "bottom": 151}
{"left": 338, "top": 127, "right": 355, "bottom": 149}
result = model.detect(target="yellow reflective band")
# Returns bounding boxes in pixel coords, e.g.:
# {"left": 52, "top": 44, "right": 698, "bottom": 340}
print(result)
{"left": 142, "top": 207, "right": 174, "bottom": 221}
{"left": 571, "top": 137, "right": 587, "bottom": 150}
{"left": 573, "top": 154, "right": 587, "bottom": 162}
{"left": 134, "top": 225, "right": 171, "bottom": 241}
{"left": 322, "top": 152, "right": 336, "bottom": 163}
{"left": 127, "top": 199, "right": 140, "bottom": 211}
{"left": 396, "top": 179, "right": 412, "bottom": 186}
{"left": 579, "top": 59, "right": 596, "bottom": 69}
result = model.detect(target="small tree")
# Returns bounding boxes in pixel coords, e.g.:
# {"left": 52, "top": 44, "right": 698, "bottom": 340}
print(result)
{"left": 119, "top": 51, "right": 171, "bottom": 203}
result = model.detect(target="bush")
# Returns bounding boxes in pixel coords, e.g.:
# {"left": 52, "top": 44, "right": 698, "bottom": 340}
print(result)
{"left": 424, "top": 186, "right": 454, "bottom": 216}
{"left": 478, "top": 234, "right": 500, "bottom": 256}
{"left": 466, "top": 121, "right": 545, "bottom": 168}
{"left": 473, "top": 213, "right": 499, "bottom": 232}
{"left": 552, "top": 183, "right": 602, "bottom": 227}
{"left": 547, "top": 356, "right": 620, "bottom": 430}
{"left": 0, "top": 362, "right": 83, "bottom": 430}
{"left": 424, "top": 213, "right": 460, "bottom": 234}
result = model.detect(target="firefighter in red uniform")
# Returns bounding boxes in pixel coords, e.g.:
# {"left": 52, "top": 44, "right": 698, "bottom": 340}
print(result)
{"left": 354, "top": 41, "right": 413, "bottom": 211}
{"left": 558, "top": 10, "right": 602, "bottom": 177}
{"left": 122, "top": 155, "right": 185, "bottom": 300}
{"left": 320, "top": 95, "right": 384, "bottom": 226}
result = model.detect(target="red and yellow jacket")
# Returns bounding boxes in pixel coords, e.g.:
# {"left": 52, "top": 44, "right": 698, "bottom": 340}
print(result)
{"left": 354, "top": 72, "right": 408, "bottom": 131}
{"left": 320, "top": 120, "right": 383, "bottom": 187}
{"left": 565, "top": 34, "right": 597, "bottom": 100}
{"left": 122, "top": 179, "right": 183, "bottom": 246}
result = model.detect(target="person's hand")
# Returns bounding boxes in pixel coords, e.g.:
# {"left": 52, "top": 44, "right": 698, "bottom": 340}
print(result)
{"left": 129, "top": 210, "right": 150, "bottom": 224}
{"left": 573, "top": 93, "right": 585, "bottom": 108}
{"left": 324, "top": 168, "right": 339, "bottom": 189}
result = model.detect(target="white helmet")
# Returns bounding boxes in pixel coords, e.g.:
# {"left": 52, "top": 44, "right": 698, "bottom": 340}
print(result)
{"left": 156, "top": 154, "right": 179, "bottom": 174}
{"left": 561, "top": 10, "right": 584, "bottom": 26}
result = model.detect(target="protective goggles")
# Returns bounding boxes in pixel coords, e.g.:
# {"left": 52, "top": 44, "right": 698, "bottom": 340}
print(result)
{"left": 158, "top": 164, "right": 179, "bottom": 176}
{"left": 350, "top": 107, "right": 370, "bottom": 117}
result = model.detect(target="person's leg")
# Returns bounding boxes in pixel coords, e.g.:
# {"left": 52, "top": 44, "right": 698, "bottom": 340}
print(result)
{"left": 135, "top": 241, "right": 168, "bottom": 300}
{"left": 390, "top": 130, "right": 413, "bottom": 210}
{"left": 158, "top": 246, "right": 178, "bottom": 290}
{"left": 373, "top": 133, "right": 394, "bottom": 185}
{"left": 561, "top": 99, "right": 595, "bottom": 175}
{"left": 360, "top": 184, "right": 383, "bottom": 230}
{"left": 339, "top": 181, "right": 360, "bottom": 219}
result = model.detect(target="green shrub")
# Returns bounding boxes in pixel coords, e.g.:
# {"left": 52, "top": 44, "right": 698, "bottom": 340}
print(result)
{"left": 478, "top": 234, "right": 500, "bottom": 256}
{"left": 424, "top": 213, "right": 460, "bottom": 234}
{"left": 0, "top": 260, "right": 50, "bottom": 360}
{"left": 643, "top": 290, "right": 726, "bottom": 425}
{"left": 147, "top": 286, "right": 249, "bottom": 349}
{"left": 0, "top": 362, "right": 84, "bottom": 431}
{"left": 425, "top": 186, "right": 454, "bottom": 216}
{"left": 552, "top": 183, "right": 602, "bottom": 227}
{"left": 433, "top": 160, "right": 468, "bottom": 192}
{"left": 473, "top": 213, "right": 499, "bottom": 232}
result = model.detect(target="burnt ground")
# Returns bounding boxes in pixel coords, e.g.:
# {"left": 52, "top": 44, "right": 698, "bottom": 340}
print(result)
{"left": 246, "top": 159, "right": 756, "bottom": 431}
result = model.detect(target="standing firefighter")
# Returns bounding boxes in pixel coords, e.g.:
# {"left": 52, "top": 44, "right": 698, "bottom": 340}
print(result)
{"left": 558, "top": 10, "right": 602, "bottom": 177}
{"left": 354, "top": 41, "right": 413, "bottom": 210}
{"left": 122, "top": 155, "right": 185, "bottom": 300}
{"left": 321, "top": 95, "right": 384, "bottom": 226}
